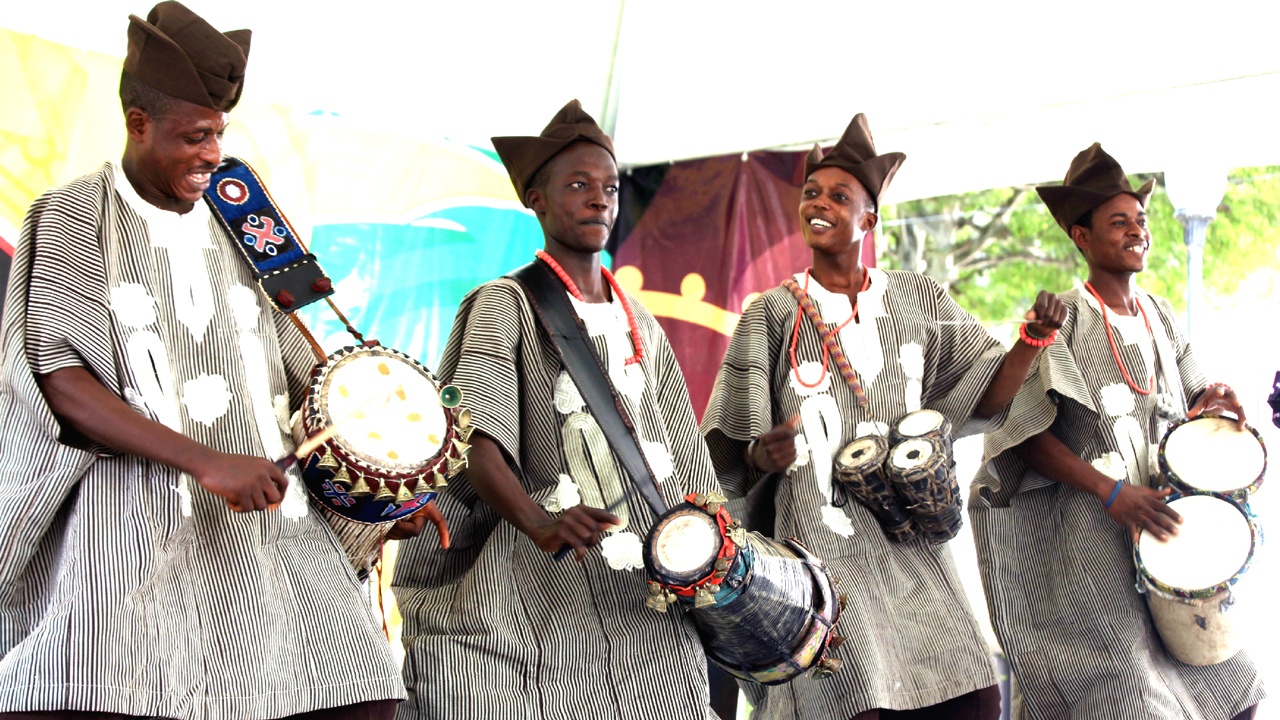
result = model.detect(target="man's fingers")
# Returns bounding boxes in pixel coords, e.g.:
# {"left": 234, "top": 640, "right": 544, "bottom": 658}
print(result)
{"left": 785, "top": 414, "right": 802, "bottom": 430}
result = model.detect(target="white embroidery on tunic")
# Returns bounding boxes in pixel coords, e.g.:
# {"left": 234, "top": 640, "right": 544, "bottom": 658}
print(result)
{"left": 899, "top": 342, "right": 925, "bottom": 412}
{"left": 820, "top": 504, "right": 857, "bottom": 537}
{"left": 1099, "top": 383, "right": 1136, "bottom": 417}
{"left": 789, "top": 360, "right": 831, "bottom": 397}
{"left": 855, "top": 420, "right": 891, "bottom": 438}
{"left": 542, "top": 474, "right": 582, "bottom": 513}
{"left": 788, "top": 433, "right": 811, "bottom": 473}
{"left": 798, "top": 393, "right": 843, "bottom": 505}
{"left": 123, "top": 328, "right": 192, "bottom": 515}
{"left": 149, "top": 221, "right": 216, "bottom": 344}
{"left": 562, "top": 412, "right": 629, "bottom": 533}
{"left": 110, "top": 283, "right": 158, "bottom": 329}
{"left": 600, "top": 531, "right": 645, "bottom": 571}
{"left": 182, "top": 373, "right": 232, "bottom": 428}
{"left": 1091, "top": 451, "right": 1128, "bottom": 481}
{"left": 1112, "top": 415, "right": 1150, "bottom": 485}
{"left": 554, "top": 371, "right": 586, "bottom": 414}
{"left": 641, "top": 440, "right": 674, "bottom": 484}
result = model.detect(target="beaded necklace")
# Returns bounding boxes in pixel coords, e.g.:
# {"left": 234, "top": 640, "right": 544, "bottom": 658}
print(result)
{"left": 781, "top": 268, "right": 871, "bottom": 407}
{"left": 536, "top": 249, "right": 644, "bottom": 366}
{"left": 1084, "top": 280, "right": 1155, "bottom": 396}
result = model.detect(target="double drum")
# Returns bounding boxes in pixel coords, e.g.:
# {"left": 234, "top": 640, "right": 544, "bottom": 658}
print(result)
{"left": 1135, "top": 415, "right": 1267, "bottom": 666}
{"left": 833, "top": 409, "right": 963, "bottom": 544}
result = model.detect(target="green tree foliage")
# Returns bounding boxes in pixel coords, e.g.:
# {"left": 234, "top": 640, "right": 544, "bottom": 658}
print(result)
{"left": 879, "top": 167, "right": 1280, "bottom": 325}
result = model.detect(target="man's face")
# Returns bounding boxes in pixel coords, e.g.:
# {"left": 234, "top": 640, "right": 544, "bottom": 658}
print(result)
{"left": 1074, "top": 193, "right": 1151, "bottom": 274}
{"left": 799, "top": 166, "right": 875, "bottom": 254}
{"left": 128, "top": 98, "right": 228, "bottom": 212}
{"left": 528, "top": 141, "right": 619, "bottom": 254}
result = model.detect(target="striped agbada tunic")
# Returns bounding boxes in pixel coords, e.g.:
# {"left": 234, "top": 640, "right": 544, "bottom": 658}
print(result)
{"left": 391, "top": 278, "right": 722, "bottom": 720}
{"left": 0, "top": 165, "right": 403, "bottom": 718}
{"left": 970, "top": 286, "right": 1265, "bottom": 720}
{"left": 702, "top": 269, "right": 1005, "bottom": 718}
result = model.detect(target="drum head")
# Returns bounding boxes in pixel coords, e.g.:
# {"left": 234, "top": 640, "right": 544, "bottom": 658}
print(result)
{"left": 895, "top": 409, "right": 947, "bottom": 438}
{"left": 1163, "top": 416, "right": 1265, "bottom": 494}
{"left": 889, "top": 437, "right": 939, "bottom": 472}
{"left": 835, "top": 435, "right": 888, "bottom": 475}
{"left": 1138, "top": 495, "right": 1254, "bottom": 593}
{"left": 319, "top": 349, "right": 448, "bottom": 472}
{"left": 647, "top": 507, "right": 723, "bottom": 586}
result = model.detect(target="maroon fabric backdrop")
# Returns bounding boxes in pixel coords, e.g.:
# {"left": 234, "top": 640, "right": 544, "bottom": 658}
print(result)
{"left": 614, "top": 149, "right": 875, "bottom": 418}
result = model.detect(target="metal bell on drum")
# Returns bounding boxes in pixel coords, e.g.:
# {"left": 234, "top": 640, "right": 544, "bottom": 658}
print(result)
{"left": 813, "top": 656, "right": 842, "bottom": 678}
{"left": 447, "top": 457, "right": 467, "bottom": 476}
{"left": 451, "top": 439, "right": 471, "bottom": 457}
{"left": 331, "top": 465, "right": 352, "bottom": 486}
{"left": 455, "top": 406, "right": 472, "bottom": 428}
{"left": 316, "top": 448, "right": 340, "bottom": 470}
{"left": 456, "top": 424, "right": 475, "bottom": 442}
{"left": 395, "top": 482, "right": 414, "bottom": 502}
{"left": 439, "top": 385, "right": 463, "bottom": 408}
{"left": 433, "top": 470, "right": 449, "bottom": 489}
{"left": 374, "top": 482, "right": 396, "bottom": 501}
{"left": 349, "top": 474, "right": 372, "bottom": 496}
{"left": 413, "top": 476, "right": 430, "bottom": 495}
{"left": 694, "top": 585, "right": 716, "bottom": 609}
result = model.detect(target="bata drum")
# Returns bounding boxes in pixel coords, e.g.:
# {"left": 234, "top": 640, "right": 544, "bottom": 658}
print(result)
{"left": 293, "top": 345, "right": 471, "bottom": 569}
{"left": 643, "top": 494, "right": 842, "bottom": 685}
{"left": 1159, "top": 415, "right": 1267, "bottom": 501}
{"left": 834, "top": 435, "right": 916, "bottom": 543}
{"left": 890, "top": 408, "right": 954, "bottom": 456}
{"left": 886, "top": 436, "right": 963, "bottom": 544}
{"left": 1135, "top": 494, "right": 1259, "bottom": 666}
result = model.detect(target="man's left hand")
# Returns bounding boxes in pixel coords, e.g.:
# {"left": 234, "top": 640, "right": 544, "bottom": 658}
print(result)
{"left": 386, "top": 500, "right": 451, "bottom": 547}
{"left": 1189, "top": 383, "right": 1247, "bottom": 427}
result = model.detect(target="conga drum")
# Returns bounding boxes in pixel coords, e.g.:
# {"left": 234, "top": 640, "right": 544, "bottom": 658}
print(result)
{"left": 293, "top": 344, "right": 470, "bottom": 571}
{"left": 1159, "top": 415, "right": 1266, "bottom": 501}
{"left": 1135, "top": 494, "right": 1259, "bottom": 666}
{"left": 834, "top": 436, "right": 917, "bottom": 543}
{"left": 643, "top": 494, "right": 842, "bottom": 685}
{"left": 886, "top": 436, "right": 962, "bottom": 544}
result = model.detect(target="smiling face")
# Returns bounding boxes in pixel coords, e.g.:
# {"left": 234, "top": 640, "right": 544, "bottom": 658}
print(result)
{"left": 799, "top": 166, "right": 877, "bottom": 256}
{"left": 527, "top": 141, "right": 619, "bottom": 255}
{"left": 124, "top": 97, "right": 228, "bottom": 214}
{"left": 1071, "top": 193, "right": 1151, "bottom": 275}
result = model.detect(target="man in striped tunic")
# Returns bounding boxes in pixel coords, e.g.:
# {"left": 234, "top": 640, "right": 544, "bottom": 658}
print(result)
{"left": 701, "top": 113, "right": 1066, "bottom": 719}
{"left": 0, "top": 3, "right": 405, "bottom": 718}
{"left": 970, "top": 144, "right": 1265, "bottom": 719}
{"left": 392, "top": 101, "right": 724, "bottom": 719}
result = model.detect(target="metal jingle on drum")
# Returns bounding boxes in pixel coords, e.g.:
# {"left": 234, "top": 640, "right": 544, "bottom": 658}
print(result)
{"left": 439, "top": 385, "right": 463, "bottom": 408}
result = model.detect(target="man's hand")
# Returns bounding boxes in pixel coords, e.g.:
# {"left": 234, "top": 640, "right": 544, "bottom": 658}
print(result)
{"left": 191, "top": 452, "right": 288, "bottom": 512}
{"left": 532, "top": 505, "right": 620, "bottom": 561}
{"left": 1189, "top": 384, "right": 1248, "bottom": 427}
{"left": 386, "top": 500, "right": 451, "bottom": 546}
{"left": 749, "top": 415, "right": 802, "bottom": 473}
{"left": 1105, "top": 483, "right": 1182, "bottom": 543}
{"left": 1025, "top": 290, "right": 1068, "bottom": 339}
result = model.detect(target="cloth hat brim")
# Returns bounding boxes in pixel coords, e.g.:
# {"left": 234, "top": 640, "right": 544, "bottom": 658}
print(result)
{"left": 1037, "top": 178, "right": 1155, "bottom": 233}
{"left": 124, "top": 1, "right": 251, "bottom": 112}
{"left": 492, "top": 99, "right": 616, "bottom": 208}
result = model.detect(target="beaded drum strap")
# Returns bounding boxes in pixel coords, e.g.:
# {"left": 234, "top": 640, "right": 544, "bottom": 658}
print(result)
{"left": 781, "top": 278, "right": 869, "bottom": 408}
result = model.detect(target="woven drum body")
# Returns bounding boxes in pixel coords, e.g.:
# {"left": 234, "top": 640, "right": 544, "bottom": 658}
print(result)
{"left": 886, "top": 436, "right": 961, "bottom": 544}
{"left": 1135, "top": 494, "right": 1259, "bottom": 666}
{"left": 834, "top": 435, "right": 916, "bottom": 543}
{"left": 643, "top": 500, "right": 841, "bottom": 685}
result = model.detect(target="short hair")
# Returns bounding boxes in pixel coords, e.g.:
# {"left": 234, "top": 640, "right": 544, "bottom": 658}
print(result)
{"left": 119, "top": 70, "right": 177, "bottom": 119}
{"left": 526, "top": 160, "right": 554, "bottom": 203}
{"left": 1070, "top": 209, "right": 1094, "bottom": 256}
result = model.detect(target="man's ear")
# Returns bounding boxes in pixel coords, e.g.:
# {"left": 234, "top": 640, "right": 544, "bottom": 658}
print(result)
{"left": 859, "top": 209, "right": 880, "bottom": 233}
{"left": 526, "top": 187, "right": 545, "bottom": 215}
{"left": 1070, "top": 224, "right": 1090, "bottom": 254}
{"left": 125, "top": 107, "right": 151, "bottom": 143}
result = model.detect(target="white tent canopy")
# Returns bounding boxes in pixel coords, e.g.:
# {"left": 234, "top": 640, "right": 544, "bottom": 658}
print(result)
{"left": 7, "top": 0, "right": 1280, "bottom": 201}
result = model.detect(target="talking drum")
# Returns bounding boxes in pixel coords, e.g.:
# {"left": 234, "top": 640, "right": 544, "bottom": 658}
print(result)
{"left": 886, "top": 436, "right": 963, "bottom": 544}
{"left": 1159, "top": 415, "right": 1267, "bottom": 501}
{"left": 293, "top": 345, "right": 471, "bottom": 570}
{"left": 890, "top": 408, "right": 954, "bottom": 457}
{"left": 643, "top": 493, "right": 842, "bottom": 685}
{"left": 1135, "top": 494, "right": 1259, "bottom": 666}
{"left": 834, "top": 435, "right": 917, "bottom": 543}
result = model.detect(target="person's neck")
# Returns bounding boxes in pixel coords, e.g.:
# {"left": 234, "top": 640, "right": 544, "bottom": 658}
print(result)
{"left": 543, "top": 241, "right": 609, "bottom": 302}
{"left": 809, "top": 248, "right": 865, "bottom": 296}
{"left": 120, "top": 152, "right": 195, "bottom": 215}
{"left": 1086, "top": 270, "right": 1139, "bottom": 316}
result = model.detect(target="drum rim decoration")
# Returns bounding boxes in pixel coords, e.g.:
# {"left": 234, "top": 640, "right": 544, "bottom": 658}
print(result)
{"left": 1134, "top": 492, "right": 1259, "bottom": 601}
{"left": 1158, "top": 413, "right": 1267, "bottom": 498}
{"left": 298, "top": 344, "right": 471, "bottom": 525}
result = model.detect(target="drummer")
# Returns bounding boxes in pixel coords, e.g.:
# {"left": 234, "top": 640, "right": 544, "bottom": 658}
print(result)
{"left": 701, "top": 113, "right": 1066, "bottom": 719}
{"left": 969, "top": 144, "right": 1264, "bottom": 718}
{"left": 391, "top": 100, "right": 725, "bottom": 719}
{"left": 0, "top": 3, "right": 434, "bottom": 718}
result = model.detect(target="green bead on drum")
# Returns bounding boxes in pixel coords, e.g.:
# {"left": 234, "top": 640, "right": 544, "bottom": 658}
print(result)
{"left": 439, "top": 385, "right": 463, "bottom": 408}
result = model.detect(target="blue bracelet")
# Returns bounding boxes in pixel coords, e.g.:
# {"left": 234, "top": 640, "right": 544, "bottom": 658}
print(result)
{"left": 1104, "top": 480, "right": 1124, "bottom": 508}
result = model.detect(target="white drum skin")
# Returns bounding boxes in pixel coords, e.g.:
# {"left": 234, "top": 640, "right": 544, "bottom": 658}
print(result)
{"left": 656, "top": 514, "right": 720, "bottom": 576}
{"left": 1163, "top": 416, "right": 1265, "bottom": 495}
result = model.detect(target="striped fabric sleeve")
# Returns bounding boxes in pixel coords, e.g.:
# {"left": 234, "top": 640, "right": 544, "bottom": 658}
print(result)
{"left": 22, "top": 182, "right": 114, "bottom": 382}
{"left": 701, "top": 291, "right": 785, "bottom": 498}
{"left": 921, "top": 277, "right": 1008, "bottom": 438}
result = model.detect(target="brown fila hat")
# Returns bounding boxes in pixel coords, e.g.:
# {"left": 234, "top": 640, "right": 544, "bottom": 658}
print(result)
{"left": 491, "top": 99, "right": 616, "bottom": 208}
{"left": 125, "top": 1, "right": 251, "bottom": 112}
{"left": 805, "top": 113, "right": 906, "bottom": 207}
{"left": 1037, "top": 142, "right": 1156, "bottom": 233}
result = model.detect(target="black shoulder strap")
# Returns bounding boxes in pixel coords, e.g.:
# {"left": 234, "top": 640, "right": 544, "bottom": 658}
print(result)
{"left": 507, "top": 260, "right": 667, "bottom": 518}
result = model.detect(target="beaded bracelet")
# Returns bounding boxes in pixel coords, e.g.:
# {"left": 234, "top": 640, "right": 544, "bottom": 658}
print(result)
{"left": 1103, "top": 480, "right": 1124, "bottom": 509}
{"left": 1019, "top": 323, "right": 1058, "bottom": 348}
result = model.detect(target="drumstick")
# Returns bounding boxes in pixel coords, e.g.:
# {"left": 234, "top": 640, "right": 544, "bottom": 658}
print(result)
{"left": 552, "top": 483, "right": 640, "bottom": 561}
{"left": 272, "top": 383, "right": 403, "bottom": 471}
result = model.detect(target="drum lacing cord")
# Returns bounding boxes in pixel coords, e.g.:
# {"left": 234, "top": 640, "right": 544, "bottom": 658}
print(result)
{"left": 324, "top": 297, "right": 367, "bottom": 346}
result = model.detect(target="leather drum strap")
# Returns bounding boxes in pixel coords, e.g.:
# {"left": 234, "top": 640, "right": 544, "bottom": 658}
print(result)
{"left": 507, "top": 261, "right": 667, "bottom": 519}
